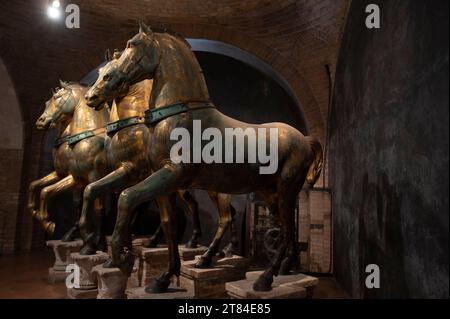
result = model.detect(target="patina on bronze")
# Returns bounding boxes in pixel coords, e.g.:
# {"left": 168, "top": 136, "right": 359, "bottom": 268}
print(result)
{"left": 86, "top": 22, "right": 323, "bottom": 292}
{"left": 81, "top": 54, "right": 239, "bottom": 267}
{"left": 32, "top": 82, "right": 110, "bottom": 249}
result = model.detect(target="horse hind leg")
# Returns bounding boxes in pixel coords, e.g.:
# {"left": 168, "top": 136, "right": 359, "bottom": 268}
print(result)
{"left": 253, "top": 166, "right": 305, "bottom": 291}
{"left": 178, "top": 190, "right": 201, "bottom": 248}
{"left": 144, "top": 224, "right": 163, "bottom": 248}
{"left": 220, "top": 204, "right": 239, "bottom": 258}
{"left": 195, "top": 192, "right": 232, "bottom": 268}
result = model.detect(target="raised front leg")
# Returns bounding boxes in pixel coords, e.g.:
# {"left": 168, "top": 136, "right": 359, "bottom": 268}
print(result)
{"left": 195, "top": 192, "right": 233, "bottom": 268}
{"left": 177, "top": 190, "right": 201, "bottom": 248}
{"left": 37, "top": 175, "right": 76, "bottom": 235}
{"left": 28, "top": 171, "right": 60, "bottom": 218}
{"left": 79, "top": 165, "right": 132, "bottom": 255}
{"left": 110, "top": 164, "right": 183, "bottom": 289}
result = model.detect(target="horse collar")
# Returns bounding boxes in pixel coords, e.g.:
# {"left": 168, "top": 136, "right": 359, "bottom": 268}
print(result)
{"left": 106, "top": 116, "right": 143, "bottom": 136}
{"left": 67, "top": 130, "right": 96, "bottom": 147}
{"left": 144, "top": 101, "right": 214, "bottom": 126}
{"left": 53, "top": 135, "right": 70, "bottom": 148}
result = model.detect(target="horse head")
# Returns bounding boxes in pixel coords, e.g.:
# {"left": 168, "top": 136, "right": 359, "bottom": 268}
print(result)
{"left": 36, "top": 81, "right": 79, "bottom": 130}
{"left": 85, "top": 22, "right": 158, "bottom": 109}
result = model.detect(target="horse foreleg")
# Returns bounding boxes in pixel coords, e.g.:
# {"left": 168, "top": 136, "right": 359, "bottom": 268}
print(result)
{"left": 195, "top": 193, "right": 232, "bottom": 268}
{"left": 178, "top": 190, "right": 201, "bottom": 248}
{"left": 146, "top": 194, "right": 180, "bottom": 293}
{"left": 28, "top": 171, "right": 60, "bottom": 218}
{"left": 110, "top": 164, "right": 183, "bottom": 281}
{"left": 79, "top": 165, "right": 131, "bottom": 255}
{"left": 61, "top": 189, "right": 83, "bottom": 242}
{"left": 37, "top": 175, "right": 76, "bottom": 235}
{"left": 221, "top": 204, "right": 239, "bottom": 257}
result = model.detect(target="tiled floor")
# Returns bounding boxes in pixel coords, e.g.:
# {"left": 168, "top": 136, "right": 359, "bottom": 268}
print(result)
{"left": 0, "top": 249, "right": 348, "bottom": 299}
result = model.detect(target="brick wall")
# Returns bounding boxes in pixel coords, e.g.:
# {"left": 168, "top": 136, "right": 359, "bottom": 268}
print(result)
{"left": 0, "top": 58, "right": 23, "bottom": 254}
{"left": 0, "top": 0, "right": 350, "bottom": 251}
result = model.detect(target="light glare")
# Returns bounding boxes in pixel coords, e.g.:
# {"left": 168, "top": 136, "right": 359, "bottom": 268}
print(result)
{"left": 47, "top": 6, "right": 61, "bottom": 19}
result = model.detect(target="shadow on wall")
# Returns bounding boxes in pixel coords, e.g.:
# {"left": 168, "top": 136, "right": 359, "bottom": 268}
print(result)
{"left": 330, "top": 0, "right": 449, "bottom": 298}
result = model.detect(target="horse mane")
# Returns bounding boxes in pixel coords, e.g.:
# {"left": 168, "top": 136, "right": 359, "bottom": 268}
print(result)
{"left": 151, "top": 27, "right": 191, "bottom": 49}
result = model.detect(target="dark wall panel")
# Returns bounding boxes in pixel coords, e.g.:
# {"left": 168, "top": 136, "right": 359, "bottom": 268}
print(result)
{"left": 330, "top": 0, "right": 449, "bottom": 298}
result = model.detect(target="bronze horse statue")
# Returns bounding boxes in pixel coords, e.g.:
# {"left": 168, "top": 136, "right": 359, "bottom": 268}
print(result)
{"left": 82, "top": 51, "right": 239, "bottom": 267}
{"left": 86, "top": 22, "right": 323, "bottom": 292}
{"left": 29, "top": 84, "right": 81, "bottom": 240}
{"left": 31, "top": 82, "right": 109, "bottom": 245}
{"left": 32, "top": 79, "right": 207, "bottom": 252}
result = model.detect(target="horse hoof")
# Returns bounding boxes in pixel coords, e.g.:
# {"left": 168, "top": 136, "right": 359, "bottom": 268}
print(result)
{"left": 216, "top": 251, "right": 225, "bottom": 259}
{"left": 31, "top": 210, "right": 39, "bottom": 219}
{"left": 97, "top": 238, "right": 107, "bottom": 252}
{"left": 79, "top": 244, "right": 97, "bottom": 255}
{"left": 145, "top": 277, "right": 170, "bottom": 293}
{"left": 194, "top": 256, "right": 212, "bottom": 268}
{"left": 252, "top": 275, "right": 273, "bottom": 292}
{"left": 61, "top": 227, "right": 79, "bottom": 242}
{"left": 222, "top": 244, "right": 238, "bottom": 258}
{"left": 119, "top": 248, "right": 136, "bottom": 275}
{"left": 103, "top": 258, "right": 115, "bottom": 268}
{"left": 279, "top": 260, "right": 291, "bottom": 276}
{"left": 43, "top": 221, "right": 55, "bottom": 236}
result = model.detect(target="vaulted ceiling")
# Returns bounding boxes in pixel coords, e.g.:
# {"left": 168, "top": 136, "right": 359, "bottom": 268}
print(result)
{"left": 0, "top": 0, "right": 350, "bottom": 141}
{"left": 0, "top": 0, "right": 350, "bottom": 252}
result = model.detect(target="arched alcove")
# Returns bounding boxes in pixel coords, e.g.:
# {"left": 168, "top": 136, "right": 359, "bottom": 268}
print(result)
{"left": 0, "top": 57, "right": 24, "bottom": 253}
{"left": 78, "top": 39, "right": 309, "bottom": 247}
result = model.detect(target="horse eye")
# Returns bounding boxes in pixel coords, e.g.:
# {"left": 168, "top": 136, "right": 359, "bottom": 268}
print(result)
{"left": 103, "top": 74, "right": 111, "bottom": 81}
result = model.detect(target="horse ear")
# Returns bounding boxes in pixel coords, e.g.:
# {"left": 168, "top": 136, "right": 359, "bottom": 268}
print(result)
{"left": 139, "top": 21, "right": 153, "bottom": 37}
{"left": 105, "top": 49, "right": 112, "bottom": 62}
{"left": 113, "top": 49, "right": 121, "bottom": 60}
{"left": 59, "top": 79, "right": 68, "bottom": 88}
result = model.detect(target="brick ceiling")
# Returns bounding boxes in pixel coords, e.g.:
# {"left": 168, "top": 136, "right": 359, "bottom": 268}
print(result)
{"left": 0, "top": 0, "right": 350, "bottom": 142}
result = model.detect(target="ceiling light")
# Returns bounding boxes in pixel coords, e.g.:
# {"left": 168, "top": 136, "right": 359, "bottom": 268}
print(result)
{"left": 47, "top": 1, "right": 61, "bottom": 20}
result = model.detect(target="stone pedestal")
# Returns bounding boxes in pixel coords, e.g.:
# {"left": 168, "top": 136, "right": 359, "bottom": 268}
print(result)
{"left": 225, "top": 271, "right": 319, "bottom": 299}
{"left": 67, "top": 251, "right": 109, "bottom": 299}
{"left": 180, "top": 255, "right": 248, "bottom": 298}
{"left": 46, "top": 240, "right": 83, "bottom": 284}
{"left": 93, "top": 265, "right": 129, "bottom": 299}
{"left": 106, "top": 236, "right": 147, "bottom": 256}
{"left": 132, "top": 245, "right": 208, "bottom": 287}
{"left": 126, "top": 286, "right": 194, "bottom": 299}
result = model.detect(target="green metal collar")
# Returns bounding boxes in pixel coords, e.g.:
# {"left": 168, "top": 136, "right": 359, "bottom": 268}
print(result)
{"left": 67, "top": 130, "right": 95, "bottom": 147}
{"left": 144, "top": 102, "right": 214, "bottom": 126}
{"left": 54, "top": 135, "right": 70, "bottom": 148}
{"left": 106, "top": 116, "right": 142, "bottom": 136}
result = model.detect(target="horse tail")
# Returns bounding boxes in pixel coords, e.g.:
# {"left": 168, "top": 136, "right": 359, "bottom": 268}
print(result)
{"left": 305, "top": 136, "right": 323, "bottom": 187}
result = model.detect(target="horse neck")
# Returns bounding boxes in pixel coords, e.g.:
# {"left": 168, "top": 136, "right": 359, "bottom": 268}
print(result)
{"left": 70, "top": 86, "right": 109, "bottom": 134}
{"left": 111, "top": 80, "right": 151, "bottom": 121}
{"left": 149, "top": 35, "right": 210, "bottom": 109}
{"left": 57, "top": 118, "right": 71, "bottom": 137}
